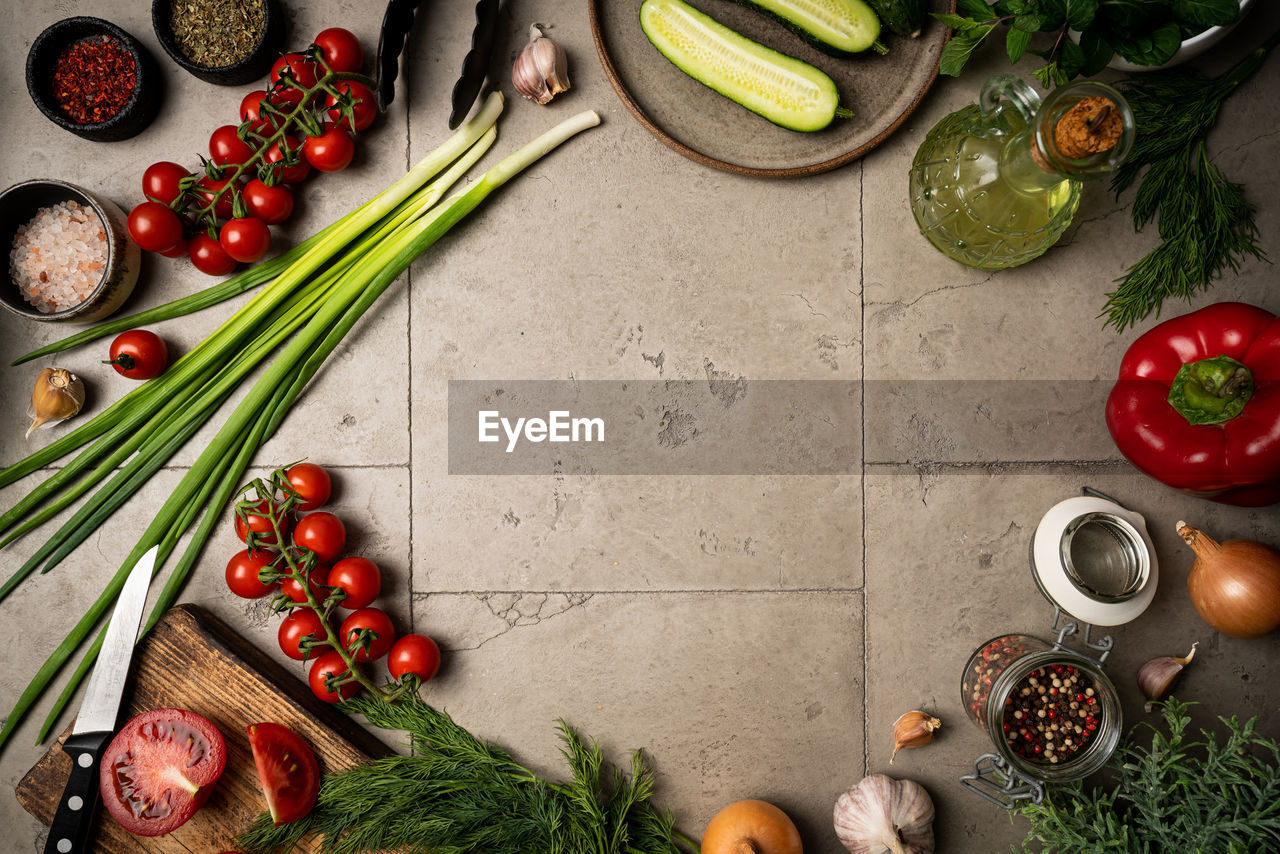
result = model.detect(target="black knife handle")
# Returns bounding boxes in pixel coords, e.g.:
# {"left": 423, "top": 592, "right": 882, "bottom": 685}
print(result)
{"left": 448, "top": 0, "right": 501, "bottom": 129}
{"left": 375, "top": 0, "right": 426, "bottom": 112}
{"left": 45, "top": 731, "right": 112, "bottom": 854}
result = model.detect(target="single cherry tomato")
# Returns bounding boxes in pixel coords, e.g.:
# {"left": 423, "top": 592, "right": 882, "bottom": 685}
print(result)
{"left": 234, "top": 498, "right": 290, "bottom": 547}
{"left": 388, "top": 633, "right": 442, "bottom": 683}
{"left": 278, "top": 608, "right": 326, "bottom": 660}
{"left": 303, "top": 124, "right": 354, "bottom": 173}
{"left": 263, "top": 135, "right": 311, "bottom": 184}
{"left": 327, "top": 557, "right": 380, "bottom": 610}
{"left": 308, "top": 650, "right": 359, "bottom": 703}
{"left": 313, "top": 27, "right": 364, "bottom": 73}
{"left": 280, "top": 562, "right": 329, "bottom": 604}
{"left": 220, "top": 217, "right": 272, "bottom": 264}
{"left": 285, "top": 462, "right": 332, "bottom": 511}
{"left": 240, "top": 89, "right": 285, "bottom": 135}
{"left": 271, "top": 53, "right": 319, "bottom": 105}
{"left": 158, "top": 239, "right": 189, "bottom": 259}
{"left": 99, "top": 709, "right": 226, "bottom": 837}
{"left": 127, "top": 202, "right": 184, "bottom": 253}
{"left": 324, "top": 81, "right": 377, "bottom": 132}
{"left": 339, "top": 607, "right": 395, "bottom": 662}
{"left": 247, "top": 722, "right": 320, "bottom": 825}
{"left": 194, "top": 175, "right": 239, "bottom": 219}
{"left": 106, "top": 329, "right": 168, "bottom": 380}
{"left": 225, "top": 548, "right": 277, "bottom": 599}
{"left": 189, "top": 233, "right": 238, "bottom": 276}
{"left": 209, "top": 124, "right": 256, "bottom": 167}
{"left": 243, "top": 179, "right": 294, "bottom": 225}
{"left": 141, "top": 161, "right": 189, "bottom": 205}
{"left": 292, "top": 512, "right": 346, "bottom": 562}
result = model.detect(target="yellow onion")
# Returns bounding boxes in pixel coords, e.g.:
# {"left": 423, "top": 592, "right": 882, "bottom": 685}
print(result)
{"left": 1178, "top": 521, "right": 1280, "bottom": 639}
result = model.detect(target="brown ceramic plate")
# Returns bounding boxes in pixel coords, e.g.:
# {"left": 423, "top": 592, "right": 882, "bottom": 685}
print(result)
{"left": 589, "top": 0, "right": 954, "bottom": 177}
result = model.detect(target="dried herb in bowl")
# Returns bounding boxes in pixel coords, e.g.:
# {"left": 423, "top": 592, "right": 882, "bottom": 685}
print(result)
{"left": 169, "top": 0, "right": 266, "bottom": 68}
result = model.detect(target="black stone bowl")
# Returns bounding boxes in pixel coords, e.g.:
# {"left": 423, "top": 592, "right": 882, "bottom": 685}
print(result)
{"left": 152, "top": 0, "right": 284, "bottom": 86}
{"left": 26, "top": 17, "right": 162, "bottom": 142}
{"left": 0, "top": 180, "right": 142, "bottom": 323}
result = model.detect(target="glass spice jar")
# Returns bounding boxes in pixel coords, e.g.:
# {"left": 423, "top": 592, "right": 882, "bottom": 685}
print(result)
{"left": 961, "top": 633, "right": 1122, "bottom": 791}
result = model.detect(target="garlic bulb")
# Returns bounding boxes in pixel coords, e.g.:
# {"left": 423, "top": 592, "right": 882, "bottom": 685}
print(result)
{"left": 27, "top": 368, "right": 85, "bottom": 438}
{"left": 834, "top": 774, "right": 934, "bottom": 854}
{"left": 512, "top": 24, "right": 570, "bottom": 105}
{"left": 1138, "top": 642, "right": 1197, "bottom": 712}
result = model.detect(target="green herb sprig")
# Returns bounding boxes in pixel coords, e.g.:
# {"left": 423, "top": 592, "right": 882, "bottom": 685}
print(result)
{"left": 1100, "top": 28, "right": 1278, "bottom": 330}
{"left": 938, "top": 0, "right": 1241, "bottom": 87}
{"left": 236, "top": 693, "right": 698, "bottom": 854}
{"left": 1013, "top": 698, "right": 1280, "bottom": 852}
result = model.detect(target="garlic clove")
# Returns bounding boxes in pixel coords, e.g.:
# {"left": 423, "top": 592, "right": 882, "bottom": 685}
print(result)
{"left": 834, "top": 774, "right": 935, "bottom": 854}
{"left": 891, "top": 710, "right": 941, "bottom": 763}
{"left": 1138, "top": 642, "right": 1197, "bottom": 712}
{"left": 27, "top": 368, "right": 85, "bottom": 439}
{"left": 512, "top": 23, "right": 570, "bottom": 105}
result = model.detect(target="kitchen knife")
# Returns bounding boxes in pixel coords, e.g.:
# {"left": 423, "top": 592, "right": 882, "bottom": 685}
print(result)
{"left": 44, "top": 546, "right": 157, "bottom": 854}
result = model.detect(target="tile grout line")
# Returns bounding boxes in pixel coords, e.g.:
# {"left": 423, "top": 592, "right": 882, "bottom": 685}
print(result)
{"left": 859, "top": 157, "right": 869, "bottom": 778}
{"left": 404, "top": 41, "right": 415, "bottom": 635}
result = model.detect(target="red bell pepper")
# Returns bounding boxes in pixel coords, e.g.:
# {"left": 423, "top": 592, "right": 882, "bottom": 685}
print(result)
{"left": 1106, "top": 302, "right": 1280, "bottom": 506}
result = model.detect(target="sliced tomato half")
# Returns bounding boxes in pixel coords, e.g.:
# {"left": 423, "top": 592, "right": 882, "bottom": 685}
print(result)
{"left": 247, "top": 721, "right": 320, "bottom": 825}
{"left": 99, "top": 708, "right": 226, "bottom": 837}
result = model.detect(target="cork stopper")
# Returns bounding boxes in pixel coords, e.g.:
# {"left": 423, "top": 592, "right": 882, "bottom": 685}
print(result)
{"left": 1054, "top": 96, "right": 1124, "bottom": 159}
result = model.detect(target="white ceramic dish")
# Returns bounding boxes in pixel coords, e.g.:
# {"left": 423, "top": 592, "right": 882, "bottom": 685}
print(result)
{"left": 1107, "top": 0, "right": 1256, "bottom": 72}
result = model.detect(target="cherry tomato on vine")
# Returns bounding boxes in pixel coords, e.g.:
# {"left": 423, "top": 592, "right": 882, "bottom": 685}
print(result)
{"left": 107, "top": 329, "right": 168, "bottom": 380}
{"left": 327, "top": 557, "right": 380, "bottom": 610}
{"left": 313, "top": 28, "right": 364, "bottom": 73}
{"left": 285, "top": 462, "right": 331, "bottom": 511}
{"left": 271, "top": 53, "right": 319, "bottom": 105}
{"left": 235, "top": 498, "right": 290, "bottom": 546}
{"left": 127, "top": 202, "right": 184, "bottom": 253}
{"left": 339, "top": 608, "right": 395, "bottom": 662}
{"left": 225, "top": 548, "right": 277, "bottom": 599}
{"left": 141, "top": 161, "right": 189, "bottom": 205}
{"left": 240, "top": 89, "right": 285, "bottom": 135}
{"left": 324, "top": 81, "right": 377, "bottom": 132}
{"left": 220, "top": 217, "right": 272, "bottom": 264}
{"left": 388, "top": 633, "right": 441, "bottom": 683}
{"left": 194, "top": 175, "right": 239, "bottom": 219}
{"left": 280, "top": 562, "right": 329, "bottom": 604}
{"left": 293, "top": 512, "right": 346, "bottom": 562}
{"left": 243, "top": 179, "right": 294, "bottom": 225}
{"left": 247, "top": 722, "right": 320, "bottom": 825}
{"left": 209, "top": 124, "right": 256, "bottom": 167}
{"left": 308, "top": 650, "right": 359, "bottom": 703}
{"left": 278, "top": 608, "right": 326, "bottom": 660}
{"left": 264, "top": 135, "right": 311, "bottom": 184}
{"left": 189, "top": 233, "right": 238, "bottom": 276}
{"left": 303, "top": 124, "right": 354, "bottom": 173}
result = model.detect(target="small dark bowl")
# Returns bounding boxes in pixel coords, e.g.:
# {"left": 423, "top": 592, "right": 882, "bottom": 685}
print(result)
{"left": 26, "top": 17, "right": 162, "bottom": 142}
{"left": 0, "top": 180, "right": 141, "bottom": 323}
{"left": 152, "top": 0, "right": 284, "bottom": 86}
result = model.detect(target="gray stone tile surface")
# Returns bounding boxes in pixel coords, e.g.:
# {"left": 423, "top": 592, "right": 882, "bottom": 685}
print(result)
{"left": 0, "top": 0, "right": 1278, "bottom": 852}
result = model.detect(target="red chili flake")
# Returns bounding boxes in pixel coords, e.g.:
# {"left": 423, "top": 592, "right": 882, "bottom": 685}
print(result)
{"left": 51, "top": 36, "right": 137, "bottom": 124}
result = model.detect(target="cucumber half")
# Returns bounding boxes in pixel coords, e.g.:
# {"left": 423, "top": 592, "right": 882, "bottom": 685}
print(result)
{"left": 732, "top": 0, "right": 885, "bottom": 56}
{"left": 640, "top": 0, "right": 851, "bottom": 133}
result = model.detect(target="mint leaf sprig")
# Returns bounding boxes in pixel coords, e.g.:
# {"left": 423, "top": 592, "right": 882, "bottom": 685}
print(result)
{"left": 938, "top": 0, "right": 1241, "bottom": 87}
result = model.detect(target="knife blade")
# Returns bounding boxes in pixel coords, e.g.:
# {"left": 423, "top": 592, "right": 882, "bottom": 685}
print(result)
{"left": 44, "top": 546, "right": 157, "bottom": 854}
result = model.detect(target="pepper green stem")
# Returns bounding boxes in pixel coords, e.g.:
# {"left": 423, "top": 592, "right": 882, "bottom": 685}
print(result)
{"left": 1167, "top": 355, "right": 1254, "bottom": 425}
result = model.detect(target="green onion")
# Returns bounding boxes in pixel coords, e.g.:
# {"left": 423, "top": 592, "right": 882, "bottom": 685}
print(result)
{"left": 0, "top": 100, "right": 601, "bottom": 754}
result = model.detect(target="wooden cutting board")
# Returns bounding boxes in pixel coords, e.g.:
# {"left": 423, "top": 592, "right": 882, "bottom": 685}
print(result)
{"left": 16, "top": 604, "right": 392, "bottom": 852}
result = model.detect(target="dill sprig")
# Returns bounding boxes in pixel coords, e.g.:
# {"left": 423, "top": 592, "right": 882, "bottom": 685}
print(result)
{"left": 1013, "top": 698, "right": 1280, "bottom": 852}
{"left": 236, "top": 693, "right": 697, "bottom": 854}
{"left": 1100, "top": 28, "right": 1280, "bottom": 331}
